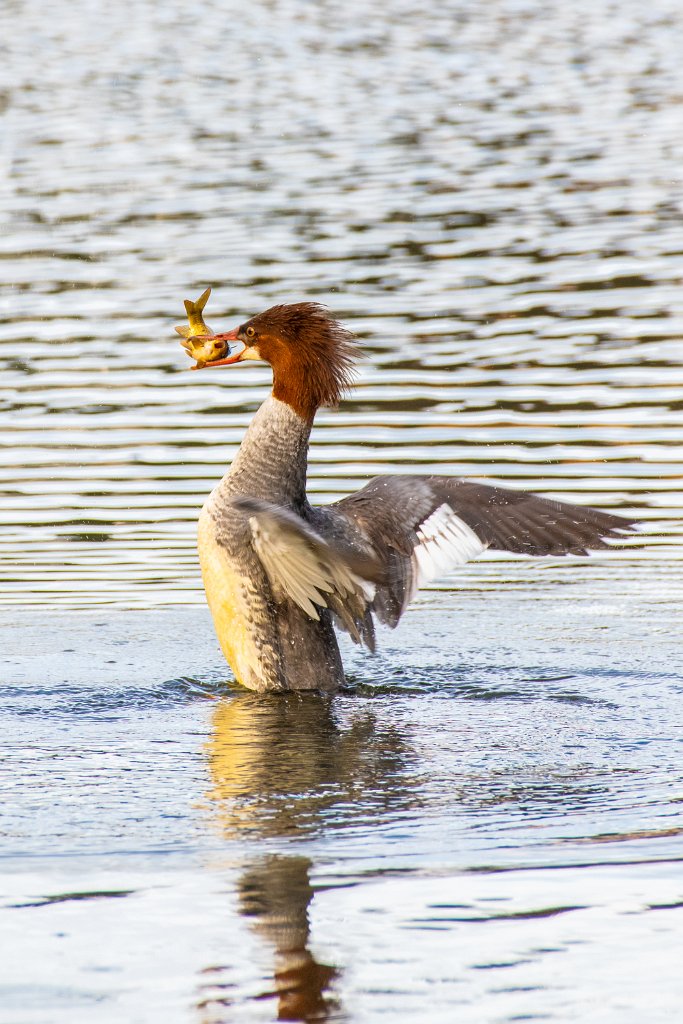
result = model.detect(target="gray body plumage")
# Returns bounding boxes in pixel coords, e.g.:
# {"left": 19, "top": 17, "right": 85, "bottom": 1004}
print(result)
{"left": 200, "top": 397, "right": 345, "bottom": 691}
{"left": 199, "top": 395, "right": 634, "bottom": 692}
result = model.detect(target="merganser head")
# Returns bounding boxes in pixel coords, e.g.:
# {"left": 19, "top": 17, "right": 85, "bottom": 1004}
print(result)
{"left": 196, "top": 302, "right": 358, "bottom": 419}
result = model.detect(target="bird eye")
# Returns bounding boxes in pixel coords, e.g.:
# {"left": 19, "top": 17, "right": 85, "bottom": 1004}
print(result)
{"left": 245, "top": 326, "right": 256, "bottom": 339}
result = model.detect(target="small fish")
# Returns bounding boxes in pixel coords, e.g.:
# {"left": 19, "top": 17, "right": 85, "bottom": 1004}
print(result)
{"left": 175, "top": 287, "right": 228, "bottom": 368}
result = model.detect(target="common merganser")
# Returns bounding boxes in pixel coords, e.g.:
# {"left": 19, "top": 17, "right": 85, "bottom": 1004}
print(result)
{"left": 191, "top": 302, "right": 634, "bottom": 692}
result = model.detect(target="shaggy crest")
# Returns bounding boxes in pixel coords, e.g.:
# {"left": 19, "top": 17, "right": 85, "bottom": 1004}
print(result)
{"left": 241, "top": 302, "right": 358, "bottom": 417}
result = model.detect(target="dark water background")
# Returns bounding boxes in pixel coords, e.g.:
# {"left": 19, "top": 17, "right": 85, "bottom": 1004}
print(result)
{"left": 1, "top": 0, "right": 682, "bottom": 1020}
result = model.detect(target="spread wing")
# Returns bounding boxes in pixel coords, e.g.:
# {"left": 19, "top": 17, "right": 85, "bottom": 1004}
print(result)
{"left": 230, "top": 497, "right": 381, "bottom": 650}
{"left": 232, "top": 478, "right": 635, "bottom": 652}
{"left": 329, "top": 475, "right": 636, "bottom": 629}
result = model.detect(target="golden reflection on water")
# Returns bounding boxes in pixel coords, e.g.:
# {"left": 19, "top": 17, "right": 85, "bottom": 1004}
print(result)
{"left": 205, "top": 693, "right": 415, "bottom": 839}
{"left": 199, "top": 693, "right": 411, "bottom": 1021}
{"left": 198, "top": 695, "right": 420, "bottom": 1019}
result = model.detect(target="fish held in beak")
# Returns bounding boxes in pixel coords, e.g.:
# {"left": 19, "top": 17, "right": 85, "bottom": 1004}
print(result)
{"left": 175, "top": 286, "right": 232, "bottom": 368}
{"left": 192, "top": 326, "right": 246, "bottom": 368}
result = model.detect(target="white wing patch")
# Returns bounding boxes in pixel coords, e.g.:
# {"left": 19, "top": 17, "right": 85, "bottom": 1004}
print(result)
{"left": 412, "top": 503, "right": 487, "bottom": 588}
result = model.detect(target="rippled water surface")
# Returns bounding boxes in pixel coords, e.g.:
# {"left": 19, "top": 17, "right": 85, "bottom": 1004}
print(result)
{"left": 1, "top": 0, "right": 682, "bottom": 1020}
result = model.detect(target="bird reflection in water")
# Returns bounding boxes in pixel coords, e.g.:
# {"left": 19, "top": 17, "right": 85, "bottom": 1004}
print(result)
{"left": 237, "top": 855, "right": 339, "bottom": 1021}
{"left": 196, "top": 693, "right": 415, "bottom": 1022}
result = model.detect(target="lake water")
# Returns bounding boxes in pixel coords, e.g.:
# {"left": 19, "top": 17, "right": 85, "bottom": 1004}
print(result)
{"left": 1, "top": 0, "right": 682, "bottom": 1020}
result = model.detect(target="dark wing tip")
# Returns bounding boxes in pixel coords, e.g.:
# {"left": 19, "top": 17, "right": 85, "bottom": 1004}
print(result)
{"left": 428, "top": 478, "right": 639, "bottom": 558}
